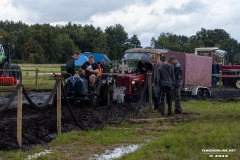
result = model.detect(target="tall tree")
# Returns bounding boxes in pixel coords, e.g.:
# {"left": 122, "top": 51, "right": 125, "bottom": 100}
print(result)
{"left": 105, "top": 24, "right": 128, "bottom": 59}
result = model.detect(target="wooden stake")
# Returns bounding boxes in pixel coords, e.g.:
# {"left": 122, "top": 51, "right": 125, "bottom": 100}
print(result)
{"left": 17, "top": 85, "right": 23, "bottom": 147}
{"left": 147, "top": 73, "right": 153, "bottom": 110}
{"left": 35, "top": 68, "right": 39, "bottom": 87}
{"left": 57, "top": 80, "right": 61, "bottom": 135}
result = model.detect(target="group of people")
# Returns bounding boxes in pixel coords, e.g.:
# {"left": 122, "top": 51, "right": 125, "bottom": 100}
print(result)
{"left": 149, "top": 53, "right": 183, "bottom": 116}
{"left": 66, "top": 51, "right": 183, "bottom": 116}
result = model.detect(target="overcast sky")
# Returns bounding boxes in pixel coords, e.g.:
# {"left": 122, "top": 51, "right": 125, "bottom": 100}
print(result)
{"left": 1, "top": 0, "right": 240, "bottom": 47}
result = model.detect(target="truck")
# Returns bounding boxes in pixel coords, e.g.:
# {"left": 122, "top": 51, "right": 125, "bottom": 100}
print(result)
{"left": 195, "top": 47, "right": 240, "bottom": 89}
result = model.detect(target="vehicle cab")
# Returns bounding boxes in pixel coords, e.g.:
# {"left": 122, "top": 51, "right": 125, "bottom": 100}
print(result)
{"left": 116, "top": 48, "right": 167, "bottom": 97}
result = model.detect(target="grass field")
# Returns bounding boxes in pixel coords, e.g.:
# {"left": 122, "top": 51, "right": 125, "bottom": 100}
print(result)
{"left": 19, "top": 64, "right": 62, "bottom": 90}
{"left": 0, "top": 100, "right": 239, "bottom": 160}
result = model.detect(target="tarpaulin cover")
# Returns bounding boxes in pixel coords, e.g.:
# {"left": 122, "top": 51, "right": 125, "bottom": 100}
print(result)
{"left": 74, "top": 53, "right": 112, "bottom": 66}
{"left": 74, "top": 54, "right": 88, "bottom": 66}
{"left": 164, "top": 51, "right": 212, "bottom": 87}
{"left": 84, "top": 53, "right": 112, "bottom": 65}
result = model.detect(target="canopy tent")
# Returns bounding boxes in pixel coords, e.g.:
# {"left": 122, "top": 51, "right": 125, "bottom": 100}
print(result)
{"left": 84, "top": 53, "right": 112, "bottom": 65}
{"left": 74, "top": 53, "right": 112, "bottom": 66}
{"left": 74, "top": 54, "right": 88, "bottom": 66}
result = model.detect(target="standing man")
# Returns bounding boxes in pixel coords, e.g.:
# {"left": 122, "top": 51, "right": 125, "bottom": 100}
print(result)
{"left": 212, "top": 60, "right": 220, "bottom": 87}
{"left": 80, "top": 55, "right": 99, "bottom": 89}
{"left": 66, "top": 51, "right": 80, "bottom": 77}
{"left": 152, "top": 53, "right": 162, "bottom": 110}
{"left": 168, "top": 56, "right": 183, "bottom": 114}
{"left": 157, "top": 56, "right": 175, "bottom": 116}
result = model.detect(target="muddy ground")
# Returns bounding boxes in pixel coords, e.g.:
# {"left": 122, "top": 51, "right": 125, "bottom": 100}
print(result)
{"left": 0, "top": 95, "right": 145, "bottom": 151}
{"left": 0, "top": 89, "right": 239, "bottom": 151}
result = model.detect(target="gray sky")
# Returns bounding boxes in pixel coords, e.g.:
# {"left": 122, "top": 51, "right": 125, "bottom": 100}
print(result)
{"left": 1, "top": 0, "right": 240, "bottom": 47}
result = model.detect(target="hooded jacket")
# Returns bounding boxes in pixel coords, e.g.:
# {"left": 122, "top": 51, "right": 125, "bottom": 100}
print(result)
{"left": 66, "top": 56, "right": 75, "bottom": 76}
{"left": 157, "top": 63, "right": 175, "bottom": 88}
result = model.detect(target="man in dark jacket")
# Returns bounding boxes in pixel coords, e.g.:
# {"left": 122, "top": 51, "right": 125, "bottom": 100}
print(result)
{"left": 157, "top": 57, "right": 175, "bottom": 116}
{"left": 152, "top": 53, "right": 162, "bottom": 110}
{"left": 169, "top": 56, "right": 183, "bottom": 114}
{"left": 66, "top": 51, "right": 80, "bottom": 77}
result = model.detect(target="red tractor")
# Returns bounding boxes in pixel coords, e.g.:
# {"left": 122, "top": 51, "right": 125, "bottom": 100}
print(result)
{"left": 116, "top": 48, "right": 168, "bottom": 99}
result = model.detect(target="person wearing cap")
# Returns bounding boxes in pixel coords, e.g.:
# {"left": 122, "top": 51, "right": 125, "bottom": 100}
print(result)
{"left": 66, "top": 51, "right": 80, "bottom": 77}
{"left": 157, "top": 56, "right": 175, "bottom": 116}
{"left": 168, "top": 56, "right": 183, "bottom": 114}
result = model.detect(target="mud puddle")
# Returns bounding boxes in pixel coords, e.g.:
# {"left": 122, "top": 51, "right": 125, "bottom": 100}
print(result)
{"left": 25, "top": 149, "right": 52, "bottom": 160}
{"left": 93, "top": 144, "right": 141, "bottom": 160}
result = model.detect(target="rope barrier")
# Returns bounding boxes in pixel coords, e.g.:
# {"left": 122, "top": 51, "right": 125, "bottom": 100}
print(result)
{"left": 61, "top": 81, "right": 87, "bottom": 130}
{"left": 22, "top": 79, "right": 59, "bottom": 109}
{"left": 0, "top": 84, "right": 21, "bottom": 112}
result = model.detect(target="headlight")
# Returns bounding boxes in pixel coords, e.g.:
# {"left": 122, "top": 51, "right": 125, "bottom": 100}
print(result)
{"left": 132, "top": 81, "right": 135, "bottom": 84}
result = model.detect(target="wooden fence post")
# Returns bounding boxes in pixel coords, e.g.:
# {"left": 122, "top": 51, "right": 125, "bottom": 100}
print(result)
{"left": 35, "top": 68, "right": 39, "bottom": 87}
{"left": 219, "top": 71, "right": 222, "bottom": 90}
{"left": 147, "top": 73, "right": 153, "bottom": 110}
{"left": 57, "top": 80, "right": 62, "bottom": 135}
{"left": 17, "top": 85, "right": 23, "bottom": 147}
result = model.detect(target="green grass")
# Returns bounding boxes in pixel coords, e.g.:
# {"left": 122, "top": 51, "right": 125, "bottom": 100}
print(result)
{"left": 118, "top": 101, "right": 240, "bottom": 160}
{"left": 19, "top": 64, "right": 61, "bottom": 90}
{"left": 0, "top": 100, "right": 239, "bottom": 160}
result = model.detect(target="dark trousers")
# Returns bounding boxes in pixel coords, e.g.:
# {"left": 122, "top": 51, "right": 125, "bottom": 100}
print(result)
{"left": 173, "top": 86, "right": 182, "bottom": 113}
{"left": 153, "top": 85, "right": 160, "bottom": 110}
{"left": 159, "top": 86, "right": 172, "bottom": 115}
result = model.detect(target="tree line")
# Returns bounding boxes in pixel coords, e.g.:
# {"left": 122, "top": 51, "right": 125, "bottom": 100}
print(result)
{"left": 0, "top": 20, "right": 239, "bottom": 64}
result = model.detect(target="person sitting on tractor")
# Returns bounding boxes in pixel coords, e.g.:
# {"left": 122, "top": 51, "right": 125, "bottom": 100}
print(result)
{"left": 80, "top": 55, "right": 99, "bottom": 89}
{"left": 137, "top": 60, "right": 153, "bottom": 74}
{"left": 66, "top": 51, "right": 80, "bottom": 77}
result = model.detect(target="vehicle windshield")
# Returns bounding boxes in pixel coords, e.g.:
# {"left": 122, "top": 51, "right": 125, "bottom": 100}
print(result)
{"left": 121, "top": 52, "right": 151, "bottom": 62}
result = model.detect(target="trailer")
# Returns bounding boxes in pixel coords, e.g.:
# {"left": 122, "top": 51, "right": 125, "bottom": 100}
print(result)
{"left": 194, "top": 47, "right": 240, "bottom": 89}
{"left": 163, "top": 51, "right": 212, "bottom": 98}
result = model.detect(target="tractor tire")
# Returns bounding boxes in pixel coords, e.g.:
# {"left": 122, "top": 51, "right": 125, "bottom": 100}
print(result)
{"left": 100, "top": 85, "right": 113, "bottom": 107}
{"left": 233, "top": 78, "right": 240, "bottom": 89}
{"left": 0, "top": 61, "right": 9, "bottom": 76}
{"left": 10, "top": 65, "right": 22, "bottom": 82}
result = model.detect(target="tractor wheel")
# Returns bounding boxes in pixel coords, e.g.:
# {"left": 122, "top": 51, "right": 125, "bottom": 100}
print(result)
{"left": 90, "top": 95, "right": 98, "bottom": 108}
{"left": 10, "top": 65, "right": 22, "bottom": 82}
{"left": 100, "top": 85, "right": 113, "bottom": 107}
{"left": 1, "top": 61, "right": 9, "bottom": 76}
{"left": 233, "top": 78, "right": 240, "bottom": 89}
